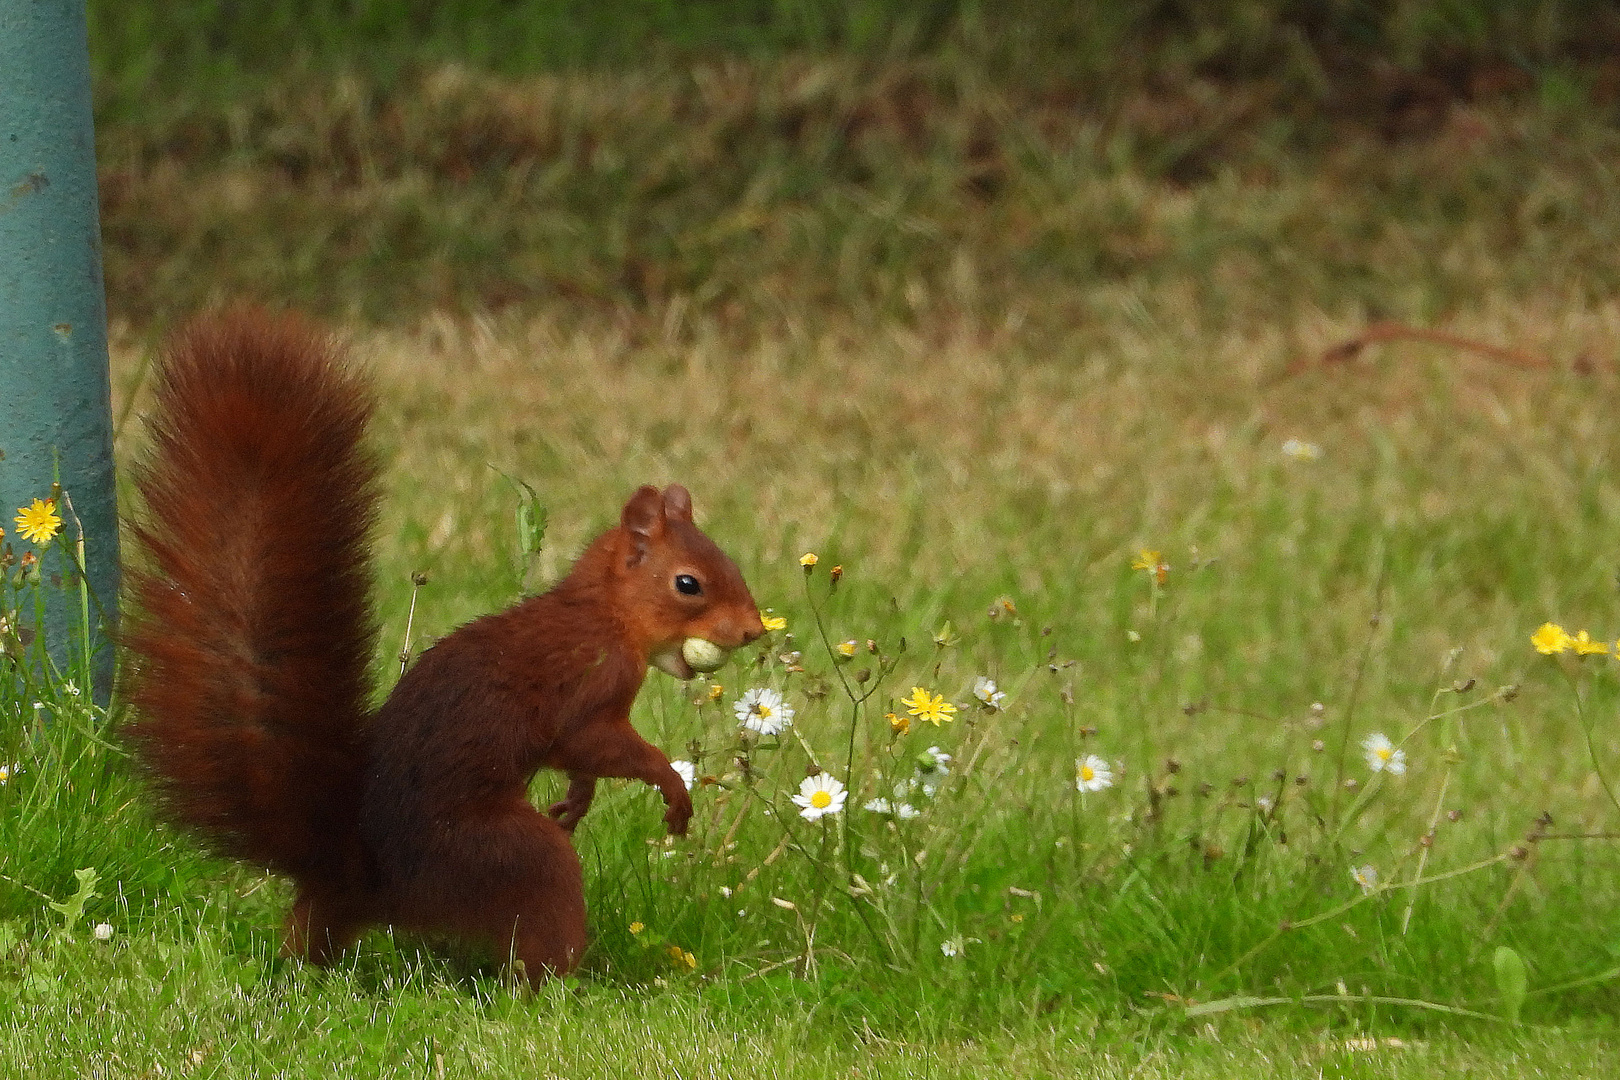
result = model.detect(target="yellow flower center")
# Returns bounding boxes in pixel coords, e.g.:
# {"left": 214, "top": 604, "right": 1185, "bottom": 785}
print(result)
{"left": 754, "top": 704, "right": 773, "bottom": 718}
{"left": 1376, "top": 747, "right": 1392, "bottom": 762}
{"left": 811, "top": 791, "right": 832, "bottom": 809}
{"left": 1080, "top": 765, "right": 1094, "bottom": 782}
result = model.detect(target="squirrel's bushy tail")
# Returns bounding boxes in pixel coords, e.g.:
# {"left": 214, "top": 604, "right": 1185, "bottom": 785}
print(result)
{"left": 123, "top": 308, "right": 379, "bottom": 890}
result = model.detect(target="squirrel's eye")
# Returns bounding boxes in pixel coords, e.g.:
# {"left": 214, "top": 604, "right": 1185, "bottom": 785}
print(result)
{"left": 674, "top": 573, "right": 703, "bottom": 596}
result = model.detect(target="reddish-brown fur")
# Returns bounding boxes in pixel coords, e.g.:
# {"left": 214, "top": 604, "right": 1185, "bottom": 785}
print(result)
{"left": 122, "top": 308, "right": 765, "bottom": 979}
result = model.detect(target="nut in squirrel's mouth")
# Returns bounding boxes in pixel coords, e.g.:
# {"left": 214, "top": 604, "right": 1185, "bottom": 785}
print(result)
{"left": 650, "top": 638, "right": 731, "bottom": 679}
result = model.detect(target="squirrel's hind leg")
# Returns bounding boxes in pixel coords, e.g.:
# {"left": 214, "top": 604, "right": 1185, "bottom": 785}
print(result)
{"left": 408, "top": 802, "right": 588, "bottom": 981}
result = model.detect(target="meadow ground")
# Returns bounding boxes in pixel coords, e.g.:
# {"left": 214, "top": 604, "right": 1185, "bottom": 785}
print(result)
{"left": 6, "top": 34, "right": 1620, "bottom": 1076}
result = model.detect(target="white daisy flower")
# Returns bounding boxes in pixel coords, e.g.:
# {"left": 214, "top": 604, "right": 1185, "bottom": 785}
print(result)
{"left": 735, "top": 687, "right": 793, "bottom": 736}
{"left": 972, "top": 676, "right": 1007, "bottom": 710}
{"left": 1361, "top": 732, "right": 1407, "bottom": 775}
{"left": 912, "top": 745, "right": 953, "bottom": 796}
{"left": 863, "top": 797, "right": 920, "bottom": 819}
{"left": 941, "top": 935, "right": 965, "bottom": 957}
{"left": 1352, "top": 865, "right": 1379, "bottom": 895}
{"left": 1281, "top": 438, "right": 1323, "bottom": 461}
{"left": 93, "top": 923, "right": 114, "bottom": 941}
{"left": 791, "top": 772, "right": 847, "bottom": 821}
{"left": 670, "top": 759, "right": 696, "bottom": 791}
{"left": 1076, "top": 754, "right": 1113, "bottom": 792}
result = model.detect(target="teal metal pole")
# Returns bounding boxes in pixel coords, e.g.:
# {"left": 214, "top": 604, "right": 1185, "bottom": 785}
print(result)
{"left": 0, "top": 0, "right": 119, "bottom": 700}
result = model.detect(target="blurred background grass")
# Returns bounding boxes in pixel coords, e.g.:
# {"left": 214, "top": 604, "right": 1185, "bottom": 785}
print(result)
{"left": 87, "top": 1, "right": 1620, "bottom": 331}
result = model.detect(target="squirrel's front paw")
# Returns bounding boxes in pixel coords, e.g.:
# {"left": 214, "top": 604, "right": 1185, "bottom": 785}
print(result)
{"left": 663, "top": 792, "right": 693, "bottom": 837}
{"left": 548, "top": 797, "right": 588, "bottom": 833}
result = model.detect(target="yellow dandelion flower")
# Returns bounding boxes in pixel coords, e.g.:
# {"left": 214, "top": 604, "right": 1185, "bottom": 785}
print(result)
{"left": 1532, "top": 622, "right": 1575, "bottom": 655}
{"left": 799, "top": 552, "right": 819, "bottom": 568}
{"left": 836, "top": 640, "right": 857, "bottom": 658}
{"left": 14, "top": 499, "right": 61, "bottom": 545}
{"left": 887, "top": 711, "right": 911, "bottom": 735}
{"left": 902, "top": 687, "right": 957, "bottom": 726}
{"left": 629, "top": 921, "right": 645, "bottom": 935}
{"left": 707, "top": 683, "right": 724, "bottom": 702}
{"left": 760, "top": 614, "right": 787, "bottom": 632}
{"left": 1573, "top": 630, "right": 1610, "bottom": 656}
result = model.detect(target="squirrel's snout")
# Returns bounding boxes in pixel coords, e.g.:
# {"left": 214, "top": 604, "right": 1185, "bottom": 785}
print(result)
{"left": 717, "top": 612, "right": 766, "bottom": 648}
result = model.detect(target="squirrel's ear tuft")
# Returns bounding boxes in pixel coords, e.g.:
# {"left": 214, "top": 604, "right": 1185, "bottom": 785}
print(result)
{"left": 662, "top": 484, "right": 693, "bottom": 523}
{"left": 621, "top": 485, "right": 664, "bottom": 564}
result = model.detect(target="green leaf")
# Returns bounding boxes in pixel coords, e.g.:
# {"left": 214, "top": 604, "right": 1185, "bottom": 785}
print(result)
{"left": 1184, "top": 995, "right": 1281, "bottom": 1017}
{"left": 489, "top": 465, "right": 549, "bottom": 591}
{"left": 1493, "top": 945, "right": 1528, "bottom": 1024}
{"left": 515, "top": 492, "right": 548, "bottom": 558}
{"left": 488, "top": 465, "right": 548, "bottom": 553}
{"left": 45, "top": 867, "right": 99, "bottom": 935}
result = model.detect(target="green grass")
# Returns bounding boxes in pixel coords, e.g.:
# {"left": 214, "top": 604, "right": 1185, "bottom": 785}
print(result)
{"left": 8, "top": 13, "right": 1620, "bottom": 1073}
{"left": 9, "top": 300, "right": 1620, "bottom": 1070}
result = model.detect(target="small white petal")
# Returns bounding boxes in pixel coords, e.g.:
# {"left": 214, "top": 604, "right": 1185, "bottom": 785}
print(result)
{"left": 1361, "top": 732, "right": 1407, "bottom": 774}
{"left": 735, "top": 687, "right": 794, "bottom": 735}
{"left": 1076, "top": 754, "right": 1114, "bottom": 792}
{"left": 791, "top": 772, "right": 847, "bottom": 820}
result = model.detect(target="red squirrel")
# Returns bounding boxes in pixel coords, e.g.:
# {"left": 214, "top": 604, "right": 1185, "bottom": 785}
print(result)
{"left": 122, "top": 307, "right": 765, "bottom": 979}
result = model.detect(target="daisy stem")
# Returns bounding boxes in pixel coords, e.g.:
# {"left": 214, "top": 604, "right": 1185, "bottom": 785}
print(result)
{"left": 397, "top": 572, "right": 427, "bottom": 678}
{"left": 58, "top": 490, "right": 94, "bottom": 702}
{"left": 772, "top": 803, "right": 891, "bottom": 965}
{"left": 1400, "top": 766, "right": 1450, "bottom": 936}
{"left": 1329, "top": 555, "right": 1388, "bottom": 829}
{"left": 1185, "top": 993, "right": 1499, "bottom": 1022}
{"left": 1211, "top": 852, "right": 1509, "bottom": 985}
{"left": 1329, "top": 772, "right": 1384, "bottom": 846}
{"left": 1564, "top": 667, "right": 1620, "bottom": 820}
{"left": 798, "top": 566, "right": 899, "bottom": 874}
